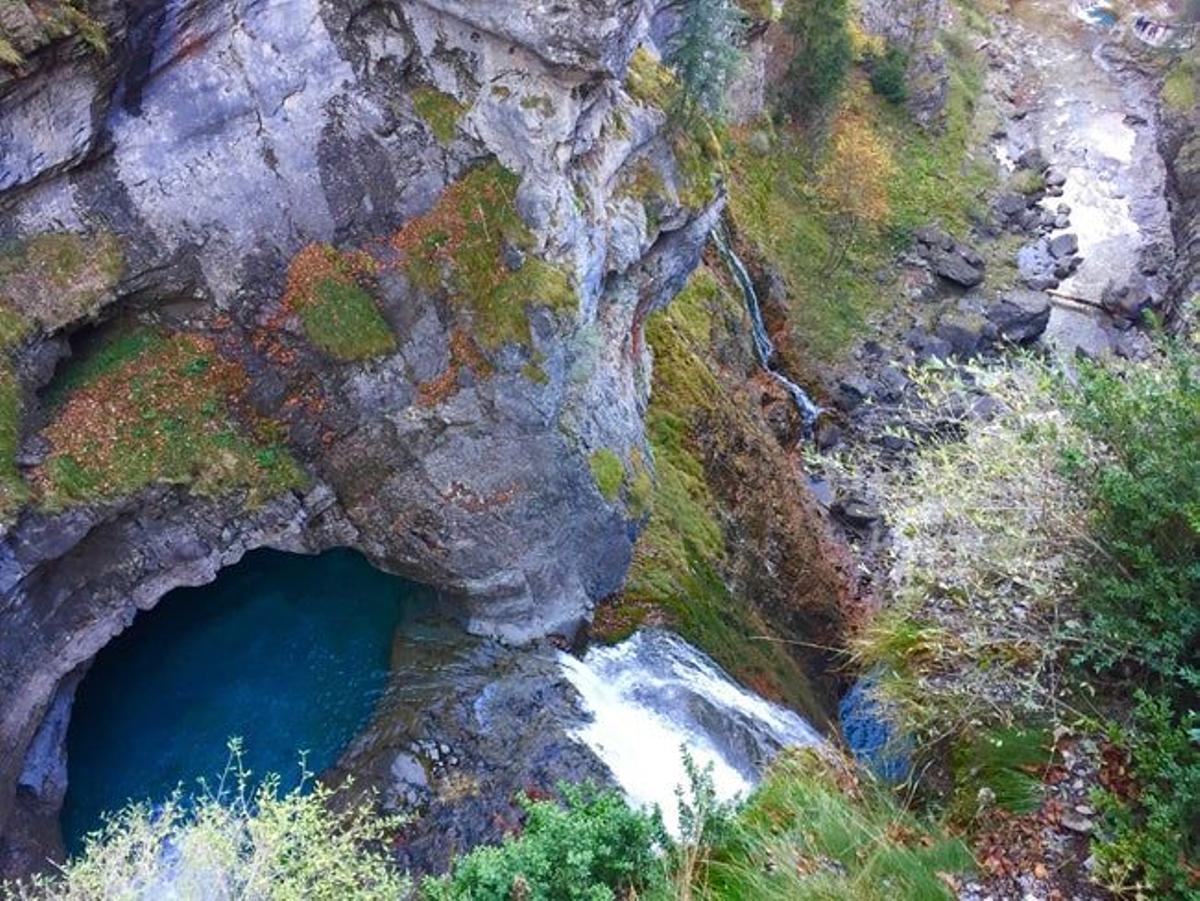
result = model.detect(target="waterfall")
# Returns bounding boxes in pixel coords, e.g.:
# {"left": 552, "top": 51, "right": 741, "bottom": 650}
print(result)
{"left": 711, "top": 225, "right": 823, "bottom": 431}
{"left": 558, "top": 629, "right": 821, "bottom": 833}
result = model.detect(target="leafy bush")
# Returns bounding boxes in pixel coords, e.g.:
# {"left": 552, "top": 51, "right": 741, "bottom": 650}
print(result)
{"left": 5, "top": 742, "right": 407, "bottom": 900}
{"left": 1066, "top": 342, "right": 1200, "bottom": 896}
{"left": 1068, "top": 344, "right": 1200, "bottom": 688}
{"left": 423, "top": 783, "right": 668, "bottom": 901}
{"left": 868, "top": 45, "right": 909, "bottom": 104}
{"left": 777, "top": 0, "right": 853, "bottom": 120}
{"left": 1092, "top": 694, "right": 1200, "bottom": 897}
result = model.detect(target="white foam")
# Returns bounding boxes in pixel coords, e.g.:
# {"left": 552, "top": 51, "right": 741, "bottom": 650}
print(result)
{"left": 559, "top": 630, "right": 821, "bottom": 833}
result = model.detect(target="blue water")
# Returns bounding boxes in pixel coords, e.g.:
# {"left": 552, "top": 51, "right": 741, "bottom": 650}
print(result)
{"left": 62, "top": 548, "right": 426, "bottom": 851}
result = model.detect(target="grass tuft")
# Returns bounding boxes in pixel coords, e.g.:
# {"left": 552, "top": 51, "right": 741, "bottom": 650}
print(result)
{"left": 283, "top": 244, "right": 396, "bottom": 361}
{"left": 391, "top": 161, "right": 576, "bottom": 351}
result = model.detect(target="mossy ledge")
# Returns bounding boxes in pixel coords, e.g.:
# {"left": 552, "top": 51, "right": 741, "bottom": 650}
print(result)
{"left": 34, "top": 329, "right": 306, "bottom": 510}
{"left": 594, "top": 267, "right": 847, "bottom": 717}
{"left": 391, "top": 161, "right": 576, "bottom": 352}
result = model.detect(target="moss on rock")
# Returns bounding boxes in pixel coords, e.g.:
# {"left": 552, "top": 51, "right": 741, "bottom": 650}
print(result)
{"left": 391, "top": 161, "right": 576, "bottom": 351}
{"left": 283, "top": 244, "right": 396, "bottom": 361}
{"left": 36, "top": 331, "right": 306, "bottom": 509}
{"left": 411, "top": 86, "right": 467, "bottom": 145}
{"left": 589, "top": 449, "right": 625, "bottom": 502}
{"left": 601, "top": 267, "right": 846, "bottom": 716}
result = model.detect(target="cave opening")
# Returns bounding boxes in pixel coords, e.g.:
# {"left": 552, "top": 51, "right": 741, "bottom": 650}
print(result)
{"left": 60, "top": 547, "right": 434, "bottom": 852}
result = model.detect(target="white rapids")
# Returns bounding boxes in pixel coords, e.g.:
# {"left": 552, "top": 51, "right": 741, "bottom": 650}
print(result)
{"left": 558, "top": 629, "right": 821, "bottom": 833}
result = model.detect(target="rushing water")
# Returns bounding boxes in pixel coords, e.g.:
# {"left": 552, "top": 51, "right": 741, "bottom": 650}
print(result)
{"left": 711, "top": 225, "right": 822, "bottom": 431}
{"left": 559, "top": 629, "right": 822, "bottom": 833}
{"left": 62, "top": 548, "right": 426, "bottom": 851}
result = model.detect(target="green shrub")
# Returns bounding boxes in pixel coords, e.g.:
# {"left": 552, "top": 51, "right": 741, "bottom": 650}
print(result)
{"left": 868, "top": 45, "right": 909, "bottom": 104}
{"left": 1091, "top": 694, "right": 1200, "bottom": 898}
{"left": 423, "top": 783, "right": 668, "bottom": 901}
{"left": 1068, "top": 344, "right": 1200, "bottom": 688}
{"left": 1066, "top": 343, "right": 1200, "bottom": 896}
{"left": 6, "top": 742, "right": 407, "bottom": 900}
{"left": 777, "top": 0, "right": 853, "bottom": 120}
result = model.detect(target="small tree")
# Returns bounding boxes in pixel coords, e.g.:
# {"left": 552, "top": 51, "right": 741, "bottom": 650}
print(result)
{"left": 778, "top": 0, "right": 853, "bottom": 120}
{"left": 667, "top": 0, "right": 747, "bottom": 121}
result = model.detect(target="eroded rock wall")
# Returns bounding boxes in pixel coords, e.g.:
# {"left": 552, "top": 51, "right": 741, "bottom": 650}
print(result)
{"left": 0, "top": 0, "right": 737, "bottom": 871}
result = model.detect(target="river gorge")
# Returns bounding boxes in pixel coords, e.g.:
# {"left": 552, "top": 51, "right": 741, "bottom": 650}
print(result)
{"left": 0, "top": 0, "right": 1195, "bottom": 895}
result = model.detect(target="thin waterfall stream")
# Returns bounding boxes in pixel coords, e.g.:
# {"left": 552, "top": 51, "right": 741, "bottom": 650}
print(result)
{"left": 712, "top": 225, "right": 823, "bottom": 431}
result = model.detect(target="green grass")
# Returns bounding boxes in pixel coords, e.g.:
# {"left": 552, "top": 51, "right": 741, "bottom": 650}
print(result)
{"left": 298, "top": 279, "right": 396, "bottom": 361}
{"left": 697, "top": 750, "right": 975, "bottom": 900}
{"left": 392, "top": 162, "right": 576, "bottom": 351}
{"left": 37, "top": 332, "right": 306, "bottom": 509}
{"left": 588, "top": 449, "right": 625, "bottom": 502}
{"left": 0, "top": 303, "right": 31, "bottom": 523}
{"left": 0, "top": 367, "right": 27, "bottom": 523}
{"left": 950, "top": 727, "right": 1052, "bottom": 820}
{"left": 1162, "top": 57, "right": 1197, "bottom": 113}
{"left": 411, "top": 86, "right": 467, "bottom": 145}
{"left": 284, "top": 244, "right": 396, "bottom": 361}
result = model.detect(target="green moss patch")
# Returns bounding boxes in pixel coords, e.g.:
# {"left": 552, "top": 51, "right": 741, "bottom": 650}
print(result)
{"left": 391, "top": 161, "right": 576, "bottom": 350}
{"left": 624, "top": 46, "right": 676, "bottom": 109}
{"left": 411, "top": 86, "right": 467, "bottom": 145}
{"left": 1162, "top": 57, "right": 1197, "bottom": 113}
{"left": 0, "top": 302, "right": 32, "bottom": 524}
{"left": 36, "top": 332, "right": 306, "bottom": 509}
{"left": 589, "top": 449, "right": 625, "bottom": 501}
{"left": 0, "top": 367, "right": 27, "bottom": 524}
{"left": 283, "top": 244, "right": 396, "bottom": 361}
{"left": 0, "top": 231, "right": 123, "bottom": 332}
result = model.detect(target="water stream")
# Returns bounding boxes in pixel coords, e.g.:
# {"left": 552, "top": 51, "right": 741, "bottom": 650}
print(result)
{"left": 559, "top": 629, "right": 821, "bottom": 833}
{"left": 711, "top": 226, "right": 823, "bottom": 431}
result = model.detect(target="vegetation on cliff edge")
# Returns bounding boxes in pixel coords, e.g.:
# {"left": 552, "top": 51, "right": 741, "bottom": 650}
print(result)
{"left": 36, "top": 329, "right": 305, "bottom": 509}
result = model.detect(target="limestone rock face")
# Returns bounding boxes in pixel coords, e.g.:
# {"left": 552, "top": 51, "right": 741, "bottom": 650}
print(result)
{"left": 0, "top": 0, "right": 722, "bottom": 872}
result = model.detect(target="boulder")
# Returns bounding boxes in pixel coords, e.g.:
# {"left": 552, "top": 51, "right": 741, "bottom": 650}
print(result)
{"left": 914, "top": 226, "right": 986, "bottom": 287}
{"left": 907, "top": 327, "right": 954, "bottom": 362}
{"left": 1049, "top": 232, "right": 1080, "bottom": 259}
{"left": 936, "top": 309, "right": 994, "bottom": 357}
{"left": 985, "top": 288, "right": 1052, "bottom": 343}
{"left": 1015, "top": 147, "right": 1048, "bottom": 171}
{"left": 1017, "top": 238, "right": 1060, "bottom": 290}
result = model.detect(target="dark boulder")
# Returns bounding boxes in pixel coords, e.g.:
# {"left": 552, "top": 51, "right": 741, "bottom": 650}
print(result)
{"left": 985, "top": 288, "right": 1052, "bottom": 343}
{"left": 914, "top": 226, "right": 986, "bottom": 288}
{"left": 936, "top": 309, "right": 995, "bottom": 357}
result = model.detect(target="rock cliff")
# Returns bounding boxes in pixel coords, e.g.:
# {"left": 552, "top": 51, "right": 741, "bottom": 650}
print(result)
{"left": 0, "top": 0, "right": 752, "bottom": 871}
